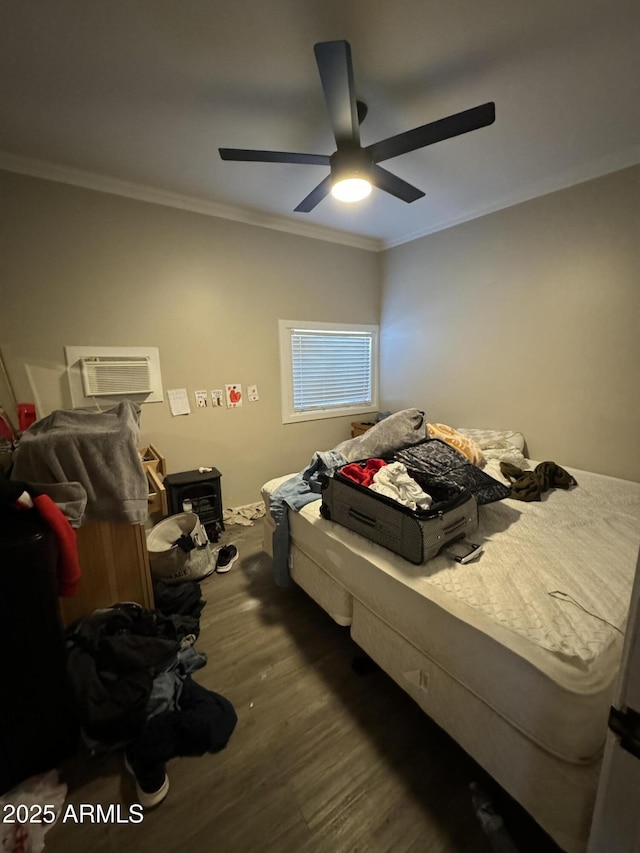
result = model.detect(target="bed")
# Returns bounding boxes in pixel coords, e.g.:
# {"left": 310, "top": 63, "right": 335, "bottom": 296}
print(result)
{"left": 261, "top": 425, "right": 640, "bottom": 853}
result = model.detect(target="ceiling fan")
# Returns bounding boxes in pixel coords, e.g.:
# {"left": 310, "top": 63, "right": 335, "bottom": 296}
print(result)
{"left": 219, "top": 40, "right": 495, "bottom": 213}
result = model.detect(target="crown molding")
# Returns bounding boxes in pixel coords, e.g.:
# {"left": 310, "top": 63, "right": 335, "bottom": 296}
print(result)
{"left": 0, "top": 151, "right": 383, "bottom": 253}
{"left": 3, "top": 146, "right": 638, "bottom": 254}
{"left": 382, "top": 144, "right": 640, "bottom": 249}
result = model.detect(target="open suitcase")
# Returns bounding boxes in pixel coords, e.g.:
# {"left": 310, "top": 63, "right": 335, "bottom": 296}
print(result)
{"left": 320, "top": 460, "right": 478, "bottom": 564}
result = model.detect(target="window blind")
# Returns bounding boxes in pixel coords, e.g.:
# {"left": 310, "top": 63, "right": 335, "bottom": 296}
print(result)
{"left": 290, "top": 329, "right": 373, "bottom": 411}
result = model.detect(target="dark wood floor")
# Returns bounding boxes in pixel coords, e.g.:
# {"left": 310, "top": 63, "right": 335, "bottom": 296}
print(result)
{"left": 46, "top": 519, "right": 562, "bottom": 853}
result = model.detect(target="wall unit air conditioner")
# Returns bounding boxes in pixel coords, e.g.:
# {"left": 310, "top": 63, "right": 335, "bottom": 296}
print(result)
{"left": 65, "top": 346, "right": 163, "bottom": 408}
{"left": 80, "top": 356, "right": 152, "bottom": 397}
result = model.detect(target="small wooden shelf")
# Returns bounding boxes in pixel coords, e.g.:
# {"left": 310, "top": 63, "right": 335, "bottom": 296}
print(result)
{"left": 139, "top": 444, "right": 168, "bottom": 518}
{"left": 138, "top": 444, "right": 166, "bottom": 476}
{"left": 146, "top": 466, "right": 168, "bottom": 517}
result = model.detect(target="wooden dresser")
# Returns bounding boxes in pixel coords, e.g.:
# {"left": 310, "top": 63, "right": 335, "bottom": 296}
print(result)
{"left": 58, "top": 521, "right": 155, "bottom": 629}
{"left": 58, "top": 444, "right": 167, "bottom": 629}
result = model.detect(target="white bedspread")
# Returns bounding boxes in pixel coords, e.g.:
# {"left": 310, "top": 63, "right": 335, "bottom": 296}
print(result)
{"left": 424, "top": 467, "right": 639, "bottom": 666}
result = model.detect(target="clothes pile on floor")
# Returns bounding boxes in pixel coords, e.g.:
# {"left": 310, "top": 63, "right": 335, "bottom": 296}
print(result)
{"left": 65, "top": 598, "right": 237, "bottom": 807}
{"left": 222, "top": 501, "right": 265, "bottom": 527}
{"left": 152, "top": 576, "right": 206, "bottom": 636}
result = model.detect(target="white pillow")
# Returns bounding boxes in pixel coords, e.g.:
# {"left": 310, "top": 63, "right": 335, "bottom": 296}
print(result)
{"left": 456, "top": 427, "right": 526, "bottom": 454}
{"left": 481, "top": 441, "right": 527, "bottom": 468}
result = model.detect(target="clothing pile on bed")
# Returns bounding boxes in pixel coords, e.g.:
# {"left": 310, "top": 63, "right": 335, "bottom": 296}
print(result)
{"left": 339, "top": 458, "right": 434, "bottom": 510}
{"left": 500, "top": 460, "right": 578, "bottom": 501}
{"left": 268, "top": 409, "right": 578, "bottom": 585}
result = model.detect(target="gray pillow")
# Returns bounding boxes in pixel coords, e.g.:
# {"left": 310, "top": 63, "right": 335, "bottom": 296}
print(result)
{"left": 334, "top": 409, "right": 428, "bottom": 462}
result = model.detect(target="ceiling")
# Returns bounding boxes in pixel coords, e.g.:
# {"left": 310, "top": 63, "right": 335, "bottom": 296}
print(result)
{"left": 1, "top": 0, "right": 638, "bottom": 250}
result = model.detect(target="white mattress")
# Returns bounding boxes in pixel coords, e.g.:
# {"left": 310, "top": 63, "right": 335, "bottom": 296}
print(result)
{"left": 262, "top": 466, "right": 640, "bottom": 764}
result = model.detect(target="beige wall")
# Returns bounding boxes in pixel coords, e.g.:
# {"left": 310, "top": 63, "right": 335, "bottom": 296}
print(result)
{"left": 380, "top": 165, "right": 640, "bottom": 481}
{"left": 0, "top": 170, "right": 380, "bottom": 506}
{"left": 2, "top": 165, "right": 638, "bottom": 504}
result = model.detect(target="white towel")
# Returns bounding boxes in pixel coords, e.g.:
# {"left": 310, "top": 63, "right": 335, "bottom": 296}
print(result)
{"left": 370, "top": 462, "right": 433, "bottom": 510}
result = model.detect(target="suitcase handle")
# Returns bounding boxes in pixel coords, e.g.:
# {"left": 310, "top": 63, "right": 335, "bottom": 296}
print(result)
{"left": 348, "top": 508, "right": 377, "bottom": 528}
{"left": 442, "top": 515, "right": 467, "bottom": 537}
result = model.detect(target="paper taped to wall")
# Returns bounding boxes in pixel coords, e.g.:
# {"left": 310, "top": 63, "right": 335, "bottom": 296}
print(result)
{"left": 167, "top": 388, "right": 191, "bottom": 416}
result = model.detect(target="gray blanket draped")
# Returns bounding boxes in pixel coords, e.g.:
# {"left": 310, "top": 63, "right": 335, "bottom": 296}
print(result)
{"left": 11, "top": 400, "right": 148, "bottom": 524}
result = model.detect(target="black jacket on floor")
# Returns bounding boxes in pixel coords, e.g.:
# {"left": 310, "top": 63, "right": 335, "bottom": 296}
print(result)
{"left": 66, "top": 603, "right": 183, "bottom": 743}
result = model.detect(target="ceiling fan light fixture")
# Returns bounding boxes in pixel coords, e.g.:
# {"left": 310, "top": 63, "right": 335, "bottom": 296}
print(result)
{"left": 331, "top": 177, "right": 372, "bottom": 202}
{"left": 330, "top": 147, "right": 373, "bottom": 204}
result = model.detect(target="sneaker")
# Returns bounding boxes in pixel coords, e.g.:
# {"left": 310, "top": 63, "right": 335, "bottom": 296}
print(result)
{"left": 215, "top": 544, "right": 238, "bottom": 573}
{"left": 124, "top": 753, "right": 170, "bottom": 808}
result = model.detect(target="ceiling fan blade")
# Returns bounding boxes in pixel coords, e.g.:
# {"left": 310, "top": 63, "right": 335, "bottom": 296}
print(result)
{"left": 368, "top": 102, "right": 495, "bottom": 163}
{"left": 371, "top": 165, "right": 425, "bottom": 203}
{"left": 219, "top": 148, "right": 330, "bottom": 166}
{"left": 314, "top": 40, "right": 360, "bottom": 148}
{"left": 294, "top": 174, "right": 333, "bottom": 213}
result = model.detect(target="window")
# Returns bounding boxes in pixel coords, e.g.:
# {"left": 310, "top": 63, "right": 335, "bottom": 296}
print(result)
{"left": 279, "top": 319, "right": 378, "bottom": 424}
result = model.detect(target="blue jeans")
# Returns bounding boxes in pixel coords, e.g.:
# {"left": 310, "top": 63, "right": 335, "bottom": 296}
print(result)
{"left": 269, "top": 450, "right": 346, "bottom": 586}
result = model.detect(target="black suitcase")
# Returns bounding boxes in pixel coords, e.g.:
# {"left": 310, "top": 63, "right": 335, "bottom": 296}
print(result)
{"left": 320, "top": 461, "right": 478, "bottom": 564}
